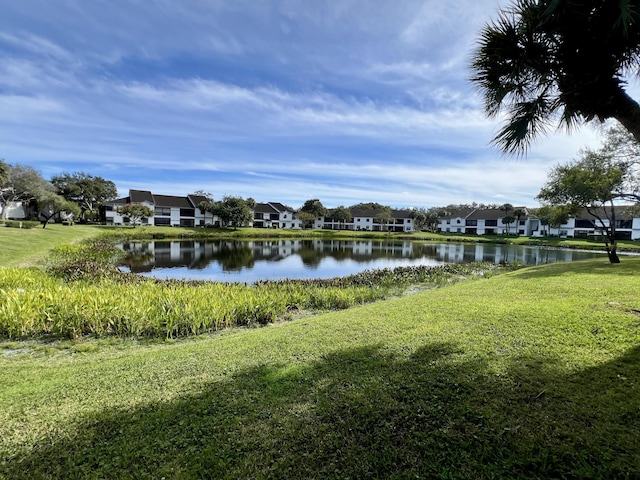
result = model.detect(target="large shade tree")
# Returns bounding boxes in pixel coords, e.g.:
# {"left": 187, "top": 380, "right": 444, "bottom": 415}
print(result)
{"left": 51, "top": 172, "right": 117, "bottom": 222}
{"left": 296, "top": 199, "right": 328, "bottom": 228}
{"left": 117, "top": 204, "right": 154, "bottom": 228}
{"left": 0, "top": 159, "right": 8, "bottom": 186}
{"left": 39, "top": 194, "right": 81, "bottom": 228}
{"left": 200, "top": 196, "right": 253, "bottom": 230}
{"left": 537, "top": 152, "right": 629, "bottom": 263}
{"left": 374, "top": 206, "right": 394, "bottom": 232}
{"left": 471, "top": 0, "right": 640, "bottom": 154}
{"left": 331, "top": 206, "right": 352, "bottom": 229}
{"left": 0, "top": 164, "right": 54, "bottom": 220}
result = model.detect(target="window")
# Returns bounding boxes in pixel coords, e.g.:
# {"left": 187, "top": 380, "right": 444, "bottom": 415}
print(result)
{"left": 180, "top": 208, "right": 195, "bottom": 217}
{"left": 155, "top": 207, "right": 171, "bottom": 216}
{"left": 105, "top": 205, "right": 113, "bottom": 211}
{"left": 576, "top": 219, "right": 594, "bottom": 228}
{"left": 466, "top": 220, "right": 477, "bottom": 226}
{"left": 616, "top": 219, "right": 633, "bottom": 229}
{"left": 154, "top": 217, "right": 171, "bottom": 226}
{"left": 519, "top": 220, "right": 526, "bottom": 225}
{"left": 485, "top": 219, "right": 497, "bottom": 227}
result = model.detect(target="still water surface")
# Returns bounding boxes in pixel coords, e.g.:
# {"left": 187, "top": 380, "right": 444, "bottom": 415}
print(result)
{"left": 117, "top": 239, "right": 607, "bottom": 282}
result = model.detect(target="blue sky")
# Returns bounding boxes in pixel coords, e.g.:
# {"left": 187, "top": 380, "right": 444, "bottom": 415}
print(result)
{"left": 0, "top": 0, "right": 607, "bottom": 209}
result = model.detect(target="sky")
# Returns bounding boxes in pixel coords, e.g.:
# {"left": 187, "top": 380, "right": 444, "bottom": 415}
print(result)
{"left": 0, "top": 0, "right": 611, "bottom": 209}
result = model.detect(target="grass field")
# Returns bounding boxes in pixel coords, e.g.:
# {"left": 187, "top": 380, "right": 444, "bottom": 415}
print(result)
{"left": 1, "top": 257, "right": 639, "bottom": 478}
{"left": 0, "top": 224, "right": 106, "bottom": 267}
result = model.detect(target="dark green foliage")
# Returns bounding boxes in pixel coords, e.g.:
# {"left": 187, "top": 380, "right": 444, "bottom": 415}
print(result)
{"left": 471, "top": 0, "right": 640, "bottom": 153}
{"left": 1, "top": 220, "right": 40, "bottom": 229}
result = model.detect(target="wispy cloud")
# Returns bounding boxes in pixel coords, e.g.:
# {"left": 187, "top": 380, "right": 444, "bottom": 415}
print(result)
{"left": 0, "top": 0, "right": 607, "bottom": 209}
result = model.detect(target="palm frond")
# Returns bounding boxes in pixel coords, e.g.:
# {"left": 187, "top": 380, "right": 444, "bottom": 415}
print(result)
{"left": 493, "top": 95, "right": 553, "bottom": 155}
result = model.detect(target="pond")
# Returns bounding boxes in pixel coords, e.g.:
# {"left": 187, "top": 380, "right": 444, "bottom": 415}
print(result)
{"left": 117, "top": 239, "right": 607, "bottom": 282}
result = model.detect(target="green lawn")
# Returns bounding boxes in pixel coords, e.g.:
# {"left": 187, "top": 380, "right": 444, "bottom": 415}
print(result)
{"left": 1, "top": 258, "right": 639, "bottom": 478}
{"left": 0, "top": 224, "right": 106, "bottom": 267}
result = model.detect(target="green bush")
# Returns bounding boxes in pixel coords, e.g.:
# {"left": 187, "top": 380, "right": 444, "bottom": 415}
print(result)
{"left": 1, "top": 220, "right": 40, "bottom": 229}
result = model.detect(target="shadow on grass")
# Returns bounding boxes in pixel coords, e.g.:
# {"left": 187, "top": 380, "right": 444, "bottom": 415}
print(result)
{"left": 4, "top": 343, "right": 639, "bottom": 479}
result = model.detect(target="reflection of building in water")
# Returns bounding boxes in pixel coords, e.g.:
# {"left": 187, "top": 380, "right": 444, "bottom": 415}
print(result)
{"left": 119, "top": 239, "right": 420, "bottom": 272}
{"left": 433, "top": 243, "right": 583, "bottom": 265}
{"left": 118, "top": 239, "right": 600, "bottom": 274}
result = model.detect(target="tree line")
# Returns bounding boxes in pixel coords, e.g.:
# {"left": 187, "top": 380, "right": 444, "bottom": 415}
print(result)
{"left": 0, "top": 164, "right": 117, "bottom": 228}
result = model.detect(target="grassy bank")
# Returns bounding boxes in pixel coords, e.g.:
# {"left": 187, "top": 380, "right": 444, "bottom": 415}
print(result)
{"left": 0, "top": 224, "right": 106, "bottom": 267}
{"left": 1, "top": 246, "right": 502, "bottom": 338}
{"left": 1, "top": 257, "right": 639, "bottom": 478}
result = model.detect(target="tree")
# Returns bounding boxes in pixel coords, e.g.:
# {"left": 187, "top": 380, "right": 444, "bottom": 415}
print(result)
{"left": 118, "top": 204, "right": 154, "bottom": 228}
{"left": 409, "top": 207, "right": 428, "bottom": 231}
{"left": 599, "top": 125, "right": 640, "bottom": 203}
{"left": 331, "top": 206, "right": 352, "bottom": 229}
{"left": 200, "top": 196, "right": 252, "bottom": 230}
{"left": 537, "top": 151, "right": 629, "bottom": 263}
{"left": 51, "top": 172, "right": 117, "bottom": 222}
{"left": 502, "top": 215, "right": 516, "bottom": 235}
{"left": 471, "top": 0, "right": 640, "bottom": 154}
{"left": 1, "top": 164, "right": 53, "bottom": 220}
{"left": 296, "top": 199, "right": 327, "bottom": 228}
{"left": 0, "top": 159, "right": 8, "bottom": 186}
{"left": 39, "top": 194, "right": 81, "bottom": 228}
{"left": 374, "top": 206, "right": 394, "bottom": 232}
{"left": 535, "top": 205, "right": 573, "bottom": 237}
{"left": 499, "top": 203, "right": 513, "bottom": 215}
{"left": 512, "top": 208, "right": 526, "bottom": 235}
{"left": 300, "top": 199, "right": 327, "bottom": 217}
{"left": 295, "top": 211, "right": 317, "bottom": 229}
{"left": 348, "top": 202, "right": 386, "bottom": 211}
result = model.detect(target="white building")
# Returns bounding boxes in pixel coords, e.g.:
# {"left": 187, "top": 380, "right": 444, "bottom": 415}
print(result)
{"left": 252, "top": 202, "right": 302, "bottom": 229}
{"left": 316, "top": 208, "right": 415, "bottom": 233}
{"left": 105, "top": 190, "right": 216, "bottom": 227}
{"left": 438, "top": 208, "right": 535, "bottom": 236}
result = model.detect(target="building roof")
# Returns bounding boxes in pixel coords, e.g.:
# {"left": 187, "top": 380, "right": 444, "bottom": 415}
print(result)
{"left": 467, "top": 208, "right": 510, "bottom": 221}
{"left": 324, "top": 208, "right": 412, "bottom": 219}
{"left": 129, "top": 190, "right": 154, "bottom": 204}
{"left": 577, "top": 206, "right": 636, "bottom": 221}
{"left": 109, "top": 196, "right": 129, "bottom": 205}
{"left": 254, "top": 203, "right": 279, "bottom": 214}
{"left": 439, "top": 208, "right": 476, "bottom": 220}
{"left": 152, "top": 194, "right": 193, "bottom": 208}
{"left": 188, "top": 195, "right": 209, "bottom": 209}
{"left": 267, "top": 202, "right": 292, "bottom": 212}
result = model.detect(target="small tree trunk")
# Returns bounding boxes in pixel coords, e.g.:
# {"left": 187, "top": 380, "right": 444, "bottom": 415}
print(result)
{"left": 607, "top": 242, "right": 620, "bottom": 263}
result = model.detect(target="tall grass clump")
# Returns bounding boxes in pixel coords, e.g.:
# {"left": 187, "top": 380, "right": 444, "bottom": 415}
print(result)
{"left": 0, "top": 262, "right": 505, "bottom": 339}
{"left": 0, "top": 234, "right": 510, "bottom": 339}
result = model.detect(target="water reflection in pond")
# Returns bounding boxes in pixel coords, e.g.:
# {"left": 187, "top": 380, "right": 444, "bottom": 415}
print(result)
{"left": 117, "top": 239, "right": 607, "bottom": 282}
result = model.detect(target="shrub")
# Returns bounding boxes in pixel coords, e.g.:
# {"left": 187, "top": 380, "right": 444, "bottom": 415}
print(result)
{"left": 1, "top": 220, "right": 40, "bottom": 229}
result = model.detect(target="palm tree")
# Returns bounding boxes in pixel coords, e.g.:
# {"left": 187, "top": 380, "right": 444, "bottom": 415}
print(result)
{"left": 502, "top": 215, "right": 516, "bottom": 236}
{"left": 512, "top": 208, "right": 525, "bottom": 235}
{"left": 471, "top": 0, "right": 640, "bottom": 154}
